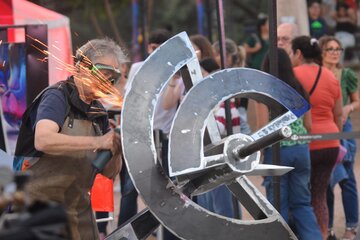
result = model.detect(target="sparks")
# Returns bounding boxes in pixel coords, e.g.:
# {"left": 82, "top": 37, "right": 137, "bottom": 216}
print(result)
{"left": 36, "top": 57, "right": 48, "bottom": 63}
{"left": 25, "top": 35, "right": 124, "bottom": 108}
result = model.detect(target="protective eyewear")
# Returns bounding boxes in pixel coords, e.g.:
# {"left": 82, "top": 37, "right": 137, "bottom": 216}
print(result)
{"left": 91, "top": 63, "right": 122, "bottom": 85}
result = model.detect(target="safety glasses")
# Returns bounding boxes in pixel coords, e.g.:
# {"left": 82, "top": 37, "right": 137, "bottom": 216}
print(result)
{"left": 91, "top": 63, "right": 122, "bottom": 85}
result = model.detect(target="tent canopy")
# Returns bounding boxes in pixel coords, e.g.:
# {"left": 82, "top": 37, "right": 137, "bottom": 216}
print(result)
{"left": 0, "top": 0, "right": 73, "bottom": 84}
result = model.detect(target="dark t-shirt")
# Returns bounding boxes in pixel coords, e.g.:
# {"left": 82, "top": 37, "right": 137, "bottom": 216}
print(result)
{"left": 309, "top": 17, "right": 328, "bottom": 39}
{"left": 246, "top": 33, "right": 269, "bottom": 70}
{"left": 30, "top": 88, "right": 109, "bottom": 133}
{"left": 31, "top": 89, "right": 67, "bottom": 131}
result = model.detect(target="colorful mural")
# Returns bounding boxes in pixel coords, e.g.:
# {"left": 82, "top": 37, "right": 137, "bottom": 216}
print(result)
{"left": 0, "top": 43, "right": 27, "bottom": 154}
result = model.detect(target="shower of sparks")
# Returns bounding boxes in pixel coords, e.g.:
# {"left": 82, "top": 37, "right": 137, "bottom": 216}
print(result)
{"left": 25, "top": 34, "right": 123, "bottom": 109}
{"left": 36, "top": 57, "right": 48, "bottom": 63}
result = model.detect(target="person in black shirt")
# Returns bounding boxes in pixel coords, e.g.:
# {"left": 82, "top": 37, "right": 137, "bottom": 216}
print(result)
{"left": 14, "top": 38, "right": 127, "bottom": 240}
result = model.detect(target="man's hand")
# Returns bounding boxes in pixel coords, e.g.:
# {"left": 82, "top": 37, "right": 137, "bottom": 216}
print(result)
{"left": 101, "top": 128, "right": 122, "bottom": 180}
{"left": 97, "top": 130, "right": 115, "bottom": 152}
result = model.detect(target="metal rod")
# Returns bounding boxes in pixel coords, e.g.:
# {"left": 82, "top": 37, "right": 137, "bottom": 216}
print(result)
{"left": 215, "top": 0, "right": 226, "bottom": 70}
{"left": 236, "top": 126, "right": 292, "bottom": 159}
{"left": 268, "top": 0, "right": 278, "bottom": 78}
{"left": 215, "top": 0, "right": 239, "bottom": 219}
{"left": 205, "top": 0, "right": 213, "bottom": 42}
{"left": 215, "top": 0, "right": 233, "bottom": 137}
{"left": 268, "top": 0, "right": 282, "bottom": 212}
{"left": 196, "top": 0, "right": 205, "bottom": 35}
{"left": 141, "top": 0, "right": 148, "bottom": 59}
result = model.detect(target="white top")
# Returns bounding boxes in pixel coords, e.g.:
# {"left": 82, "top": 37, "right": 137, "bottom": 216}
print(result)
{"left": 126, "top": 61, "right": 184, "bottom": 134}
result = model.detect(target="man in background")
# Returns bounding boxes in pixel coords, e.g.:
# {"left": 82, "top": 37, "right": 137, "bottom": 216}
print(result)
{"left": 277, "top": 22, "right": 300, "bottom": 56}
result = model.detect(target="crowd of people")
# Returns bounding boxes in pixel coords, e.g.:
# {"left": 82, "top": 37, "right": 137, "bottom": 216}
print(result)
{"left": 111, "top": 22, "right": 358, "bottom": 240}
{"left": 309, "top": 0, "right": 359, "bottom": 64}
{"left": 10, "top": 0, "right": 360, "bottom": 240}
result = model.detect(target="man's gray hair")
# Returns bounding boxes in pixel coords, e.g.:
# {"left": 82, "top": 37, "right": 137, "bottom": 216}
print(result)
{"left": 278, "top": 23, "right": 300, "bottom": 39}
{"left": 289, "top": 23, "right": 300, "bottom": 39}
{"left": 76, "top": 38, "right": 129, "bottom": 65}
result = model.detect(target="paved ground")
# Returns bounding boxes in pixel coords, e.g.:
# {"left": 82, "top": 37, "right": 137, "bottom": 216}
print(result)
{"left": 108, "top": 100, "right": 360, "bottom": 239}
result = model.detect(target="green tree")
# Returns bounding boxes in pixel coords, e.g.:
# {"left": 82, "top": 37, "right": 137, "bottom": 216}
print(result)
{"left": 32, "top": 0, "right": 268, "bottom": 55}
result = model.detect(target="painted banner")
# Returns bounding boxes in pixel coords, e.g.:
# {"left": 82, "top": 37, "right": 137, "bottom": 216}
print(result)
{"left": 0, "top": 42, "right": 26, "bottom": 155}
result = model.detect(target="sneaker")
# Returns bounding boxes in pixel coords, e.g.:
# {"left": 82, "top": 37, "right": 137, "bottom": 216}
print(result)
{"left": 327, "top": 229, "right": 337, "bottom": 240}
{"left": 341, "top": 227, "right": 357, "bottom": 240}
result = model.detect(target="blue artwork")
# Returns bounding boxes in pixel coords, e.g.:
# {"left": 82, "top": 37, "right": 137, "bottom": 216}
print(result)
{"left": 0, "top": 43, "right": 27, "bottom": 154}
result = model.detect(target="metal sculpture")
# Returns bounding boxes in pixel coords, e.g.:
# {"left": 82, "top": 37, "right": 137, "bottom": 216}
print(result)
{"left": 108, "top": 32, "right": 310, "bottom": 240}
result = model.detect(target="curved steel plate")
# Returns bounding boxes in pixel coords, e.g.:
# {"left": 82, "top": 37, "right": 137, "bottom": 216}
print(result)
{"left": 169, "top": 68, "right": 310, "bottom": 176}
{"left": 121, "top": 32, "right": 297, "bottom": 240}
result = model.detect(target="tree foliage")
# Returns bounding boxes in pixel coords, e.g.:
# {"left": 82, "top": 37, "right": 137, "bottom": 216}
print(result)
{"left": 31, "top": 0, "right": 267, "bottom": 57}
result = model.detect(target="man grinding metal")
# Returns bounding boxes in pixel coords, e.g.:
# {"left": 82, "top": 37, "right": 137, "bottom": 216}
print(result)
{"left": 13, "top": 38, "right": 126, "bottom": 239}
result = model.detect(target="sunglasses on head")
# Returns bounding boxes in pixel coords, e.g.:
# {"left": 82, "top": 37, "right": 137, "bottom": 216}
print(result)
{"left": 91, "top": 63, "right": 122, "bottom": 85}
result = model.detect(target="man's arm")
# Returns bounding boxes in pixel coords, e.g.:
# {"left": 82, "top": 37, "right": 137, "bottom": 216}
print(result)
{"left": 162, "top": 75, "right": 183, "bottom": 110}
{"left": 34, "top": 119, "right": 114, "bottom": 155}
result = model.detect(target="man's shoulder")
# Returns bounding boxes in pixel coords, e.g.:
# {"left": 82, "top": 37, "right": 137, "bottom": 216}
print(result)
{"left": 35, "top": 79, "right": 69, "bottom": 99}
{"left": 41, "top": 88, "right": 66, "bottom": 103}
{"left": 41, "top": 81, "right": 69, "bottom": 102}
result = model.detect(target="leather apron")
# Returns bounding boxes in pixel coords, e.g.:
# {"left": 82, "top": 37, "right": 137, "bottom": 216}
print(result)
{"left": 25, "top": 116, "right": 101, "bottom": 240}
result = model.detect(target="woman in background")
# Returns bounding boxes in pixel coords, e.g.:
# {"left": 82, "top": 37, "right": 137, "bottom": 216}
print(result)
{"left": 291, "top": 35, "right": 342, "bottom": 239}
{"left": 259, "top": 48, "right": 322, "bottom": 240}
{"left": 190, "top": 34, "right": 215, "bottom": 60}
{"left": 319, "top": 35, "right": 359, "bottom": 240}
